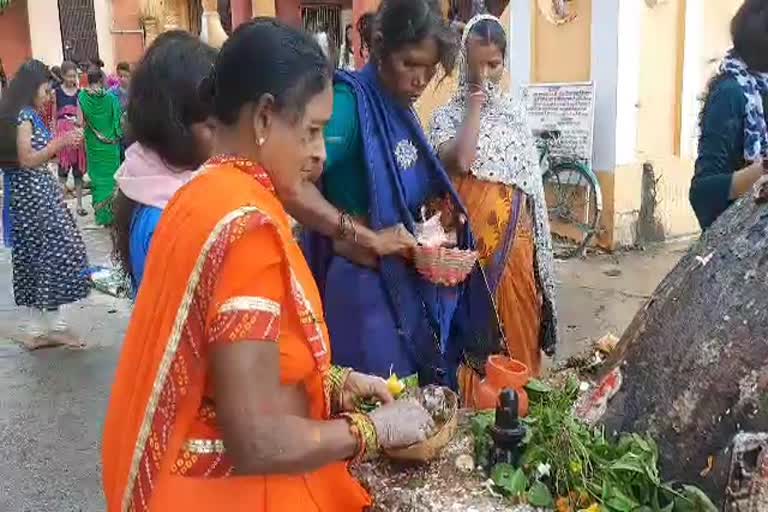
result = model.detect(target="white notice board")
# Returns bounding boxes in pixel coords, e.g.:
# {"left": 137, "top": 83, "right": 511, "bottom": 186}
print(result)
{"left": 522, "top": 82, "right": 595, "bottom": 168}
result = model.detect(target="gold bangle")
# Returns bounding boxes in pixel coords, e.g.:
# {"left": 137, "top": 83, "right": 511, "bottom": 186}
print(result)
{"left": 326, "top": 365, "right": 352, "bottom": 414}
{"left": 339, "top": 412, "right": 379, "bottom": 463}
{"left": 337, "top": 212, "right": 358, "bottom": 243}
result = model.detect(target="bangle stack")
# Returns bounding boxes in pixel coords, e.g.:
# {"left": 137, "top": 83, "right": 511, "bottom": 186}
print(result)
{"left": 326, "top": 365, "right": 353, "bottom": 414}
{"left": 339, "top": 412, "right": 379, "bottom": 464}
{"left": 337, "top": 212, "right": 358, "bottom": 242}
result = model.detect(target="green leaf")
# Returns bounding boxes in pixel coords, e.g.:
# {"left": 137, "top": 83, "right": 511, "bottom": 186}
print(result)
{"left": 491, "top": 464, "right": 527, "bottom": 496}
{"left": 401, "top": 373, "right": 419, "bottom": 390}
{"left": 673, "top": 486, "right": 717, "bottom": 512}
{"left": 525, "top": 378, "right": 553, "bottom": 394}
{"left": 609, "top": 453, "right": 648, "bottom": 474}
{"left": 603, "top": 486, "right": 640, "bottom": 512}
{"left": 527, "top": 480, "right": 554, "bottom": 508}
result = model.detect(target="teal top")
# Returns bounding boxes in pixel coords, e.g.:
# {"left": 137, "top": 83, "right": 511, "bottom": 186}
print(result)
{"left": 323, "top": 83, "right": 369, "bottom": 217}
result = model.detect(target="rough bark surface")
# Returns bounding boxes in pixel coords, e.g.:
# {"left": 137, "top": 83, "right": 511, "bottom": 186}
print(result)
{"left": 599, "top": 196, "right": 768, "bottom": 505}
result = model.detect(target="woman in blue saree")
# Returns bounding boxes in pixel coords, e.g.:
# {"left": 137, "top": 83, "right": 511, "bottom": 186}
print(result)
{"left": 300, "top": 0, "right": 491, "bottom": 385}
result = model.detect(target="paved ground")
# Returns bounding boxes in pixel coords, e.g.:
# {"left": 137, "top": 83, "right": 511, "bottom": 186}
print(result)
{"left": 0, "top": 197, "right": 693, "bottom": 511}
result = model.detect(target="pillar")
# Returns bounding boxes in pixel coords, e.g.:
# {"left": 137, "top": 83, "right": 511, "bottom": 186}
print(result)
{"left": 352, "top": 0, "right": 380, "bottom": 69}
{"left": 590, "top": 0, "right": 643, "bottom": 248}
{"left": 509, "top": 0, "right": 532, "bottom": 95}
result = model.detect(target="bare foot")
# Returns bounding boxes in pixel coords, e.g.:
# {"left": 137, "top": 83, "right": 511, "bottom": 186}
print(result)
{"left": 15, "top": 333, "right": 67, "bottom": 351}
{"left": 48, "top": 329, "right": 87, "bottom": 350}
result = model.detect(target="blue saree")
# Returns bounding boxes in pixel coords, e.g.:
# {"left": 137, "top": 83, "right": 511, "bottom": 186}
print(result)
{"left": 303, "top": 65, "right": 482, "bottom": 384}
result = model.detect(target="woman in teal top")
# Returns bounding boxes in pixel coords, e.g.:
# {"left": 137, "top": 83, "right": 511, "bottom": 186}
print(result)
{"left": 323, "top": 83, "right": 368, "bottom": 218}
{"left": 690, "top": 0, "right": 768, "bottom": 229}
{"left": 301, "top": 0, "right": 478, "bottom": 384}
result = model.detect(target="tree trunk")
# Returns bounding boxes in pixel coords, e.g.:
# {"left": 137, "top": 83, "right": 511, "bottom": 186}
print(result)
{"left": 599, "top": 195, "right": 768, "bottom": 505}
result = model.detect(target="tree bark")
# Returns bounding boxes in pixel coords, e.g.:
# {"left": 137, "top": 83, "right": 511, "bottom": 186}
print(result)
{"left": 599, "top": 195, "right": 768, "bottom": 505}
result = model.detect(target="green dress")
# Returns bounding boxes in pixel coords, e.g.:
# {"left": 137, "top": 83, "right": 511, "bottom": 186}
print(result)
{"left": 79, "top": 89, "right": 122, "bottom": 226}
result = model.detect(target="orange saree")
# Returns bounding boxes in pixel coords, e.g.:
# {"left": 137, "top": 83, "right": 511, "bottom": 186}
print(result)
{"left": 455, "top": 175, "right": 542, "bottom": 408}
{"left": 101, "top": 156, "right": 370, "bottom": 512}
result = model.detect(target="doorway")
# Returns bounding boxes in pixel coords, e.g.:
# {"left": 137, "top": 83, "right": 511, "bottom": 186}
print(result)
{"left": 58, "top": 0, "right": 99, "bottom": 64}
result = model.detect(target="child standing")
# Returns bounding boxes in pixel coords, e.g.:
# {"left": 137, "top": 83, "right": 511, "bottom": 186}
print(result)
{"left": 52, "top": 61, "right": 88, "bottom": 216}
{"left": 109, "top": 62, "right": 130, "bottom": 162}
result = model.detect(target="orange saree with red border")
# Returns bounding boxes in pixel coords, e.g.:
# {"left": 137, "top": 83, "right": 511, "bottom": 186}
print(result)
{"left": 102, "top": 156, "right": 370, "bottom": 511}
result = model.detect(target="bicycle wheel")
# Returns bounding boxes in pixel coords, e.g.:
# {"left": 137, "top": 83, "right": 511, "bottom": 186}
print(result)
{"left": 542, "top": 162, "right": 603, "bottom": 258}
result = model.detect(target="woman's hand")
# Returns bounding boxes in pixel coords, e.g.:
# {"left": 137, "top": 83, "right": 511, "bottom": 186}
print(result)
{"left": 372, "top": 224, "right": 417, "bottom": 259}
{"left": 467, "top": 82, "right": 487, "bottom": 110}
{"left": 58, "top": 129, "right": 83, "bottom": 149}
{"left": 340, "top": 372, "right": 394, "bottom": 412}
{"left": 368, "top": 398, "right": 435, "bottom": 449}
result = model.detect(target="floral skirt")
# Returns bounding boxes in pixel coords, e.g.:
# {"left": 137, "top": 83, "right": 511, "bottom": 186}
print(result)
{"left": 454, "top": 176, "right": 542, "bottom": 407}
{"left": 7, "top": 168, "right": 90, "bottom": 309}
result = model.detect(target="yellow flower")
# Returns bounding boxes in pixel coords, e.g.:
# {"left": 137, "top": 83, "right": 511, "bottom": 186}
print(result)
{"left": 386, "top": 374, "right": 405, "bottom": 397}
{"left": 578, "top": 504, "right": 600, "bottom": 512}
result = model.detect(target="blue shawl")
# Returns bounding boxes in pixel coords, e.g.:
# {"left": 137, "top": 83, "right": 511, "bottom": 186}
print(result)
{"left": 304, "top": 64, "right": 484, "bottom": 381}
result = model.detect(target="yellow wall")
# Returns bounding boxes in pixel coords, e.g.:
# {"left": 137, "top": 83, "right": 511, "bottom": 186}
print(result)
{"left": 416, "top": 0, "right": 742, "bottom": 249}
{"left": 607, "top": 0, "right": 742, "bottom": 247}
{"left": 532, "top": 0, "right": 591, "bottom": 83}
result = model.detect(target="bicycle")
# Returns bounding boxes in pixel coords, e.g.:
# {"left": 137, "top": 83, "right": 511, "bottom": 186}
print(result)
{"left": 536, "top": 130, "right": 603, "bottom": 259}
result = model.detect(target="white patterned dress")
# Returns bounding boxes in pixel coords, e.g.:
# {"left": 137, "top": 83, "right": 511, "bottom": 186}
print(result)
{"left": 6, "top": 107, "right": 89, "bottom": 310}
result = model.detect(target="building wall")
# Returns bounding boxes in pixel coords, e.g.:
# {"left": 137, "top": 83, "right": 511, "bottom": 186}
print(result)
{"left": 532, "top": 0, "right": 591, "bottom": 84}
{"left": 0, "top": 0, "right": 33, "bottom": 77}
{"left": 27, "top": 0, "right": 63, "bottom": 67}
{"left": 94, "top": 0, "right": 116, "bottom": 70}
{"left": 111, "top": 0, "right": 144, "bottom": 65}
{"left": 606, "top": 0, "right": 742, "bottom": 247}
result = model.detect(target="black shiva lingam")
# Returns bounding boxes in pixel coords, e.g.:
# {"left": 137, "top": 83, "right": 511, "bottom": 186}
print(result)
{"left": 490, "top": 389, "right": 527, "bottom": 468}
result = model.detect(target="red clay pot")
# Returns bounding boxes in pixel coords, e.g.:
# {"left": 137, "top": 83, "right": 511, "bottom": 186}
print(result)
{"left": 472, "top": 355, "right": 530, "bottom": 416}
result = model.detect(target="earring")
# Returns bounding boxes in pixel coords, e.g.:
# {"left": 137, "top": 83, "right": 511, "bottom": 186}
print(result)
{"left": 258, "top": 137, "right": 266, "bottom": 146}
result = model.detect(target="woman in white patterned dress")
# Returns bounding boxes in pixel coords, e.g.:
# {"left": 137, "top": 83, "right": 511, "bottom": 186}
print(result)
{"left": 429, "top": 15, "right": 558, "bottom": 396}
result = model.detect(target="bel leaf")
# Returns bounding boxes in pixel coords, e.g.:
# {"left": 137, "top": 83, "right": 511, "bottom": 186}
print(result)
{"left": 525, "top": 378, "right": 553, "bottom": 394}
{"left": 491, "top": 464, "right": 527, "bottom": 496}
{"left": 527, "top": 480, "right": 554, "bottom": 508}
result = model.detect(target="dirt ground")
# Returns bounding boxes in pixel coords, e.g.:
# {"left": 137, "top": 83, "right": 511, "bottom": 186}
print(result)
{"left": 552, "top": 240, "right": 693, "bottom": 365}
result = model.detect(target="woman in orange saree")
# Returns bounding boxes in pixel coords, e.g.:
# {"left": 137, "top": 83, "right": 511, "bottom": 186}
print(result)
{"left": 102, "top": 20, "right": 434, "bottom": 512}
{"left": 429, "top": 16, "right": 558, "bottom": 399}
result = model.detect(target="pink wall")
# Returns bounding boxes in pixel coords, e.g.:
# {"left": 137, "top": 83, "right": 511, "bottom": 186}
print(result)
{"left": 232, "top": 0, "right": 252, "bottom": 28}
{"left": 111, "top": 0, "right": 145, "bottom": 65}
{"left": 275, "top": 0, "right": 302, "bottom": 27}
{"left": 352, "top": 0, "right": 379, "bottom": 69}
{"left": 0, "top": 0, "right": 33, "bottom": 77}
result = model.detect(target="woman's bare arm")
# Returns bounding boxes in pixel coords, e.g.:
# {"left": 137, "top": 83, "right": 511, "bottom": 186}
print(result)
{"left": 436, "top": 94, "right": 484, "bottom": 176}
{"left": 50, "top": 94, "right": 58, "bottom": 135}
{"left": 281, "top": 180, "right": 416, "bottom": 259}
{"left": 281, "top": 180, "right": 379, "bottom": 251}
{"left": 211, "top": 341, "right": 358, "bottom": 475}
{"left": 16, "top": 121, "right": 60, "bottom": 169}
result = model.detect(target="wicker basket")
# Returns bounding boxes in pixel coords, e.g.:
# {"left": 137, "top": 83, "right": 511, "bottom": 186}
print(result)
{"left": 413, "top": 245, "right": 478, "bottom": 286}
{"left": 385, "top": 388, "right": 459, "bottom": 463}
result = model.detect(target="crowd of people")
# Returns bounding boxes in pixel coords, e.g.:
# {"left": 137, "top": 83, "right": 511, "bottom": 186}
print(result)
{"left": 0, "top": 0, "right": 765, "bottom": 510}
{"left": 0, "top": 55, "right": 130, "bottom": 346}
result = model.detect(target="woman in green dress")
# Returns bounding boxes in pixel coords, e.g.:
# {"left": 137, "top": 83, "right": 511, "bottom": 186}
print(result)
{"left": 79, "top": 67, "right": 122, "bottom": 226}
